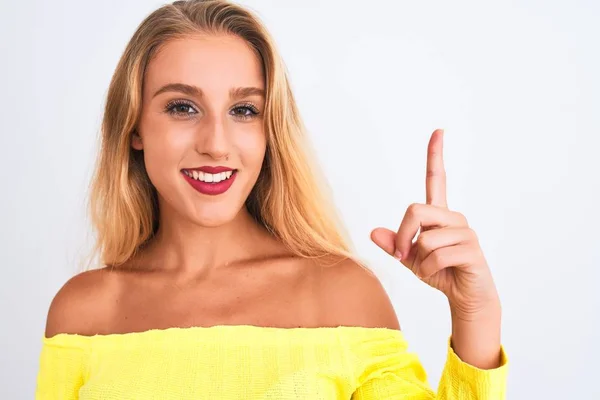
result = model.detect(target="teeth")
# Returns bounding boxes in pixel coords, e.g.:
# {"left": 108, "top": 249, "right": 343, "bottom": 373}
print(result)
{"left": 185, "top": 170, "right": 234, "bottom": 183}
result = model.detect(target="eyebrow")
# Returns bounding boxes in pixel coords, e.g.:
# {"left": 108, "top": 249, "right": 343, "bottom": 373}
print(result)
{"left": 152, "top": 83, "right": 265, "bottom": 100}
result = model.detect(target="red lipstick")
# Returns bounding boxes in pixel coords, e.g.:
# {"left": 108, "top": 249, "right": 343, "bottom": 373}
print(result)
{"left": 181, "top": 166, "right": 237, "bottom": 196}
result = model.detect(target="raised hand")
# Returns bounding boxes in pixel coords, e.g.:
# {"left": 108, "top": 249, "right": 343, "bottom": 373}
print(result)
{"left": 371, "top": 129, "right": 501, "bottom": 365}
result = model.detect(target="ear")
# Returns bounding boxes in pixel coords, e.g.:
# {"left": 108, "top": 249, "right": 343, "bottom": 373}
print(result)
{"left": 131, "top": 131, "right": 143, "bottom": 150}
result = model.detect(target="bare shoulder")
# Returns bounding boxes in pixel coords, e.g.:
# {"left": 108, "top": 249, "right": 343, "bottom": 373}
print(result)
{"left": 44, "top": 267, "right": 117, "bottom": 338}
{"left": 317, "top": 256, "right": 400, "bottom": 330}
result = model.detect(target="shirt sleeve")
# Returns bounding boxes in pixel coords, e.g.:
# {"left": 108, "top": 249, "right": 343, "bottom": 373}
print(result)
{"left": 436, "top": 337, "right": 508, "bottom": 398}
{"left": 35, "top": 335, "right": 90, "bottom": 400}
{"left": 349, "top": 331, "right": 508, "bottom": 400}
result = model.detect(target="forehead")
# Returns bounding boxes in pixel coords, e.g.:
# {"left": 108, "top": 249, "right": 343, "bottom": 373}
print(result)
{"left": 144, "top": 34, "right": 264, "bottom": 96}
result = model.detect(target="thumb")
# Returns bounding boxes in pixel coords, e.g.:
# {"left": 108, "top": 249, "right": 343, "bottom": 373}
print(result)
{"left": 370, "top": 227, "right": 399, "bottom": 259}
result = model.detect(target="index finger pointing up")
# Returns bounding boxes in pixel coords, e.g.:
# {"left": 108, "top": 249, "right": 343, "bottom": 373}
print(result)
{"left": 426, "top": 129, "right": 448, "bottom": 208}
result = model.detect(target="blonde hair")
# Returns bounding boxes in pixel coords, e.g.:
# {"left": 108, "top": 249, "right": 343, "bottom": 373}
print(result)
{"left": 88, "top": 0, "right": 357, "bottom": 269}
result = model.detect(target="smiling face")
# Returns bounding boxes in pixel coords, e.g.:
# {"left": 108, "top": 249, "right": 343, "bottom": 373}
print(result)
{"left": 134, "top": 34, "right": 267, "bottom": 227}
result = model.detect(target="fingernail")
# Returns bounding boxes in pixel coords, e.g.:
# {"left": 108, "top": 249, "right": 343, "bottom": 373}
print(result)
{"left": 394, "top": 250, "right": 403, "bottom": 261}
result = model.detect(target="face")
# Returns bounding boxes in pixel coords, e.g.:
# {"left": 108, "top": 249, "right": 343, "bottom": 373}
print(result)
{"left": 135, "top": 34, "right": 267, "bottom": 227}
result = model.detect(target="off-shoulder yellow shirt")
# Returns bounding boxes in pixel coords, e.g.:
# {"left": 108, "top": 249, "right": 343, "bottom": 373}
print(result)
{"left": 35, "top": 325, "right": 508, "bottom": 399}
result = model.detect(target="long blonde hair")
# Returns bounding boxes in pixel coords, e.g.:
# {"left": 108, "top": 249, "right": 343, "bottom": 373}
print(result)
{"left": 88, "top": 0, "right": 356, "bottom": 269}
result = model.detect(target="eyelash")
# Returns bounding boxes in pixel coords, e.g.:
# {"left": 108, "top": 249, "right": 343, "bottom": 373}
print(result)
{"left": 164, "top": 100, "right": 260, "bottom": 121}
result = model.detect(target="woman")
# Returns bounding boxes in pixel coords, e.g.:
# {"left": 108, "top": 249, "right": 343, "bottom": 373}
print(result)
{"left": 35, "top": 0, "right": 508, "bottom": 398}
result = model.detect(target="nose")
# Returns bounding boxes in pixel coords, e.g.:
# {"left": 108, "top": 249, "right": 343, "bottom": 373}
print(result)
{"left": 196, "top": 115, "right": 230, "bottom": 161}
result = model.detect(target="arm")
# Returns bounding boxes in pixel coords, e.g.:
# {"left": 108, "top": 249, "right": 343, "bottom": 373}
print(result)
{"left": 363, "top": 129, "right": 508, "bottom": 397}
{"left": 35, "top": 269, "right": 107, "bottom": 399}
{"left": 36, "top": 336, "right": 89, "bottom": 400}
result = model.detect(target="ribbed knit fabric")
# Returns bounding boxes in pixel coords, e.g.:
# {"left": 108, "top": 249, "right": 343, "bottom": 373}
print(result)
{"left": 35, "top": 325, "right": 507, "bottom": 399}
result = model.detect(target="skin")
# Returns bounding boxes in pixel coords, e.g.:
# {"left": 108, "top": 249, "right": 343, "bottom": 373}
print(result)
{"left": 45, "top": 34, "right": 501, "bottom": 371}
{"left": 46, "top": 34, "right": 399, "bottom": 339}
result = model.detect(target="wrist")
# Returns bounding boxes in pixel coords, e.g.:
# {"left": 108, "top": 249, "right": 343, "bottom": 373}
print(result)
{"left": 449, "top": 300, "right": 502, "bottom": 369}
{"left": 449, "top": 297, "right": 501, "bottom": 323}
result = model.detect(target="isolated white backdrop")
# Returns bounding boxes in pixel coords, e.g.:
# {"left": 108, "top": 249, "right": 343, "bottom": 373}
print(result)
{"left": 0, "top": 0, "right": 598, "bottom": 398}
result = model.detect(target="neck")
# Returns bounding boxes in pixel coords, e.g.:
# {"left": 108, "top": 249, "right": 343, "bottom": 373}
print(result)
{"left": 136, "top": 202, "right": 275, "bottom": 277}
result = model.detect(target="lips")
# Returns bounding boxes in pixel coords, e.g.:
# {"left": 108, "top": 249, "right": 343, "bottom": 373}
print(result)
{"left": 181, "top": 167, "right": 237, "bottom": 196}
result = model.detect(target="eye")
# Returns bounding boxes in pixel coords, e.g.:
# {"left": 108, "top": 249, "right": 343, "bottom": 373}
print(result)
{"left": 230, "top": 102, "right": 260, "bottom": 121}
{"left": 164, "top": 100, "right": 198, "bottom": 118}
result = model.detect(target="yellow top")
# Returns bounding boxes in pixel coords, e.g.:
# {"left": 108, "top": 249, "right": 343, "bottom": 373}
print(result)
{"left": 35, "top": 325, "right": 508, "bottom": 399}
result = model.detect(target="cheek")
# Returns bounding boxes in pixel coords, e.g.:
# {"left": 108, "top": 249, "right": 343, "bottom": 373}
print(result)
{"left": 236, "top": 128, "right": 267, "bottom": 171}
{"left": 141, "top": 122, "right": 196, "bottom": 179}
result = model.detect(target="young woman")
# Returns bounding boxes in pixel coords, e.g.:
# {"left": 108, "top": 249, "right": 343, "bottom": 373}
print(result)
{"left": 35, "top": 0, "right": 508, "bottom": 398}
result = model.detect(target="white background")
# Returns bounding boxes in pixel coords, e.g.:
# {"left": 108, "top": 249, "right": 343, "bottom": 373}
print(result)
{"left": 1, "top": 0, "right": 598, "bottom": 398}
